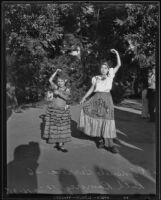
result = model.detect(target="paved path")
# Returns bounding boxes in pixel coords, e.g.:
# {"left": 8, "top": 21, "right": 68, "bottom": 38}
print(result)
{"left": 115, "top": 99, "right": 142, "bottom": 115}
{"left": 7, "top": 103, "right": 156, "bottom": 195}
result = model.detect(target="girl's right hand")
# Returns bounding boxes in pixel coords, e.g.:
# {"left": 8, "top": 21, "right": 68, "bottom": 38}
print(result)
{"left": 110, "top": 49, "right": 118, "bottom": 54}
{"left": 56, "top": 69, "right": 62, "bottom": 73}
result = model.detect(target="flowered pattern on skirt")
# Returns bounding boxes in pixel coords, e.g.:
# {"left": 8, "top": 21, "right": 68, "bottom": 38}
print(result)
{"left": 43, "top": 102, "right": 71, "bottom": 144}
{"left": 79, "top": 92, "right": 116, "bottom": 138}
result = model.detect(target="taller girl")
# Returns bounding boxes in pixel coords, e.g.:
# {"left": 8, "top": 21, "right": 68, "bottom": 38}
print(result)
{"left": 79, "top": 49, "right": 121, "bottom": 153}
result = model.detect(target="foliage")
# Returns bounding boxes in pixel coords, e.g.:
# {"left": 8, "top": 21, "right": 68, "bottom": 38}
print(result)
{"left": 5, "top": 3, "right": 66, "bottom": 103}
{"left": 4, "top": 3, "right": 158, "bottom": 105}
{"left": 114, "top": 3, "right": 159, "bottom": 68}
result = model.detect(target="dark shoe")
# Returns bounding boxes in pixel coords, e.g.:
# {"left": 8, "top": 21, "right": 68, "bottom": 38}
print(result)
{"left": 54, "top": 143, "right": 59, "bottom": 149}
{"left": 98, "top": 142, "right": 105, "bottom": 149}
{"left": 97, "top": 139, "right": 105, "bottom": 149}
{"left": 55, "top": 143, "right": 68, "bottom": 152}
{"left": 108, "top": 146, "right": 119, "bottom": 154}
{"left": 58, "top": 146, "right": 68, "bottom": 153}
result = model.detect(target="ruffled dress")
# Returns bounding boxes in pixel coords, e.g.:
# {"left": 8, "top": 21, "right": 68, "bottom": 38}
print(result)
{"left": 43, "top": 87, "right": 71, "bottom": 144}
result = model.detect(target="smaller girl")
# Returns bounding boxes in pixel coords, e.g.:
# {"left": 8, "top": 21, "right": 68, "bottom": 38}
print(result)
{"left": 43, "top": 68, "right": 71, "bottom": 152}
{"left": 141, "top": 81, "right": 149, "bottom": 119}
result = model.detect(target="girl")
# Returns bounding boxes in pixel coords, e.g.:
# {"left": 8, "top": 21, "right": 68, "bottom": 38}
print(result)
{"left": 43, "top": 68, "right": 71, "bottom": 152}
{"left": 79, "top": 49, "right": 121, "bottom": 154}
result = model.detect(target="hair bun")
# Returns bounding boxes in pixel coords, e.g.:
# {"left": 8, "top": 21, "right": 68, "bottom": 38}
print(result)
{"left": 57, "top": 71, "right": 68, "bottom": 80}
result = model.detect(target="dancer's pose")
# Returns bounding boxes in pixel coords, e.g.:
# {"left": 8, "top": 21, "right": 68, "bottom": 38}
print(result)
{"left": 43, "top": 69, "right": 71, "bottom": 152}
{"left": 79, "top": 49, "right": 121, "bottom": 153}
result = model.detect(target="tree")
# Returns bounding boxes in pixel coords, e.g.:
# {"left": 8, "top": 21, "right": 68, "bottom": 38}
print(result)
{"left": 114, "top": 3, "right": 159, "bottom": 68}
{"left": 4, "top": 3, "right": 65, "bottom": 103}
{"left": 4, "top": 2, "right": 129, "bottom": 104}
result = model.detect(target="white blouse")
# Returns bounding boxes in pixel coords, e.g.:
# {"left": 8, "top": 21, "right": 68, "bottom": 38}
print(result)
{"left": 92, "top": 68, "right": 115, "bottom": 92}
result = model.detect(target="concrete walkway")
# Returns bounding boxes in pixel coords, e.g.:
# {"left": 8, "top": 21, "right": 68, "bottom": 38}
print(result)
{"left": 115, "top": 99, "right": 142, "bottom": 115}
{"left": 7, "top": 102, "right": 156, "bottom": 195}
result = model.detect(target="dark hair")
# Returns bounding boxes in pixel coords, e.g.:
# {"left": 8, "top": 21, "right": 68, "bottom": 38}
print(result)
{"left": 56, "top": 72, "right": 69, "bottom": 87}
{"left": 100, "top": 59, "right": 113, "bottom": 68}
{"left": 57, "top": 71, "right": 68, "bottom": 80}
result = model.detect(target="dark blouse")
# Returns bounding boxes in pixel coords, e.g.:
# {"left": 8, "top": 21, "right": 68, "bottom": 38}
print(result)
{"left": 53, "top": 87, "right": 71, "bottom": 108}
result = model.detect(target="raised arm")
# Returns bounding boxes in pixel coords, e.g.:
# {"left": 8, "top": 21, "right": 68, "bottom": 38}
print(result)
{"left": 49, "top": 68, "right": 61, "bottom": 89}
{"left": 110, "top": 49, "right": 121, "bottom": 75}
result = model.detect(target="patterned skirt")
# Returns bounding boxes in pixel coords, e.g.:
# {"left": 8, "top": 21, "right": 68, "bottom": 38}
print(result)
{"left": 79, "top": 92, "right": 116, "bottom": 139}
{"left": 43, "top": 102, "right": 71, "bottom": 144}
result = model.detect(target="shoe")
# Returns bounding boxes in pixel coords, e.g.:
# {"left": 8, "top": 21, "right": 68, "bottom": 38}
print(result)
{"left": 108, "top": 146, "right": 119, "bottom": 154}
{"left": 58, "top": 146, "right": 68, "bottom": 153}
{"left": 55, "top": 143, "right": 68, "bottom": 152}
{"left": 98, "top": 142, "right": 105, "bottom": 149}
{"left": 97, "top": 139, "right": 105, "bottom": 149}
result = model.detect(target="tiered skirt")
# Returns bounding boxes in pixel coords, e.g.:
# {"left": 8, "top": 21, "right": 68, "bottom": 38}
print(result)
{"left": 43, "top": 102, "right": 71, "bottom": 144}
{"left": 79, "top": 92, "right": 117, "bottom": 139}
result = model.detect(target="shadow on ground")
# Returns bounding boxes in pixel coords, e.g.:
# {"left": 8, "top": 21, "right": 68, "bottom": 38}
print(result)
{"left": 94, "top": 165, "right": 156, "bottom": 196}
{"left": 114, "top": 109, "right": 156, "bottom": 176}
{"left": 71, "top": 120, "right": 99, "bottom": 147}
{"left": 58, "top": 169, "right": 82, "bottom": 194}
{"left": 7, "top": 142, "right": 40, "bottom": 194}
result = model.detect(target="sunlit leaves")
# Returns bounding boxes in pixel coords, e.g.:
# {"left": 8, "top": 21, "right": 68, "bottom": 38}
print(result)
{"left": 115, "top": 3, "right": 159, "bottom": 68}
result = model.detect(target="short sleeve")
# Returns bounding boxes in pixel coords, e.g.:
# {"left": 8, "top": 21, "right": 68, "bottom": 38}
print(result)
{"left": 109, "top": 68, "right": 115, "bottom": 78}
{"left": 92, "top": 76, "right": 96, "bottom": 85}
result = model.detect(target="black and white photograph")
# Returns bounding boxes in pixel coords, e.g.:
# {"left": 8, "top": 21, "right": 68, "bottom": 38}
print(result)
{"left": 1, "top": 1, "right": 160, "bottom": 199}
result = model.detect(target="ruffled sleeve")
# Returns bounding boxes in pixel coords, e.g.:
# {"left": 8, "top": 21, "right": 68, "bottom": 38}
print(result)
{"left": 91, "top": 76, "right": 97, "bottom": 85}
{"left": 109, "top": 68, "right": 115, "bottom": 78}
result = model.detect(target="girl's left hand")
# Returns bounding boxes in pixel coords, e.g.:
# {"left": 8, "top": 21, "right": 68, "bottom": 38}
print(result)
{"left": 110, "top": 49, "right": 118, "bottom": 54}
